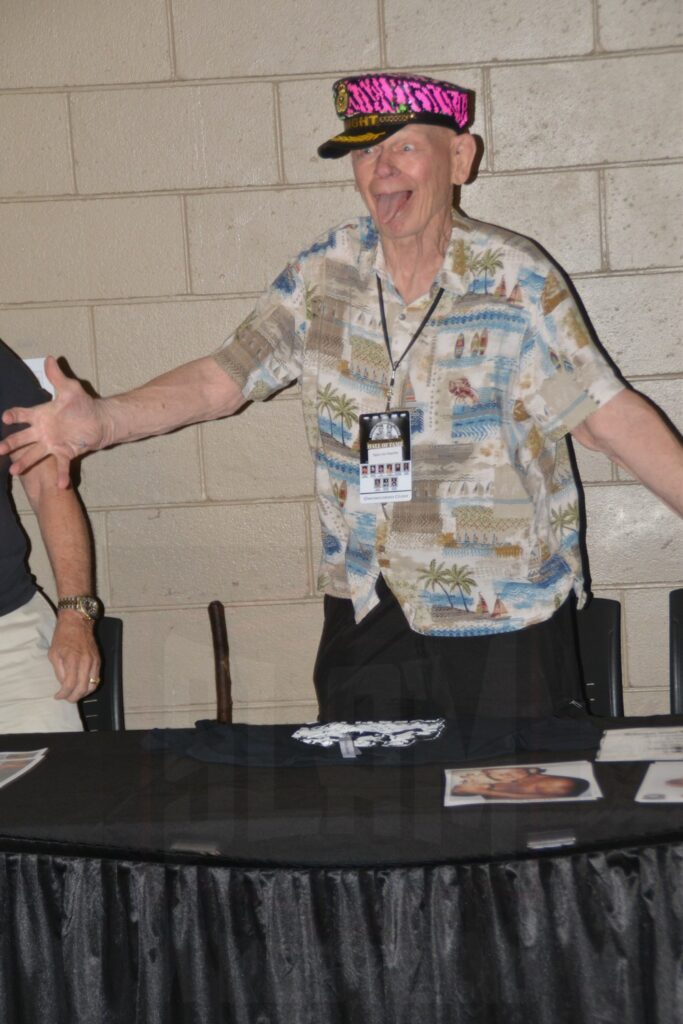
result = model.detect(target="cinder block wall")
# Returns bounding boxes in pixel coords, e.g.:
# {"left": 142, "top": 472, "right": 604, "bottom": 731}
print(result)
{"left": 1, "top": 0, "right": 680, "bottom": 725}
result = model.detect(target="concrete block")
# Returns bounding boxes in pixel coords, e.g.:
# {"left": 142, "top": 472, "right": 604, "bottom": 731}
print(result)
{"left": 0, "top": 306, "right": 94, "bottom": 382}
{"left": 578, "top": 272, "right": 682, "bottom": 378}
{"left": 386, "top": 0, "right": 593, "bottom": 65}
{"left": 279, "top": 67, "right": 486, "bottom": 185}
{"left": 226, "top": 600, "right": 324, "bottom": 706}
{"left": 115, "top": 607, "right": 216, "bottom": 713}
{"left": 107, "top": 502, "right": 309, "bottom": 606}
{"left": 172, "top": 0, "right": 379, "bottom": 78}
{"left": 231, "top": 703, "right": 319, "bottom": 725}
{"left": 0, "top": 197, "right": 186, "bottom": 303}
{"left": 279, "top": 77, "right": 363, "bottom": 187}
{"left": 598, "top": 0, "right": 683, "bottom": 51}
{"left": 463, "top": 170, "right": 601, "bottom": 274}
{"left": 623, "top": 588, "right": 671, "bottom": 691}
{"left": 78, "top": 428, "right": 204, "bottom": 508}
{"left": 93, "top": 298, "right": 254, "bottom": 394}
{"left": 0, "top": 93, "right": 72, "bottom": 197}
{"left": 583, "top": 485, "right": 683, "bottom": 585}
{"left": 605, "top": 165, "right": 682, "bottom": 271}
{"left": 623, "top": 688, "right": 669, "bottom": 715}
{"left": 490, "top": 55, "right": 681, "bottom": 170}
{"left": 71, "top": 84, "right": 278, "bottom": 194}
{"left": 573, "top": 444, "right": 614, "bottom": 484}
{"left": 202, "top": 397, "right": 314, "bottom": 501}
{"left": 186, "top": 185, "right": 367, "bottom": 294}
{"left": 631, "top": 379, "right": 682, "bottom": 431}
{"left": 0, "top": 0, "right": 170, "bottom": 88}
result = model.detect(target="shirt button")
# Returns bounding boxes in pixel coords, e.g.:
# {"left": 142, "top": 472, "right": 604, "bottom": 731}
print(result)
{"left": 398, "top": 313, "right": 406, "bottom": 321}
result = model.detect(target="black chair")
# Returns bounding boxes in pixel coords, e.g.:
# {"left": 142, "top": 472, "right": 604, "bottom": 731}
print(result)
{"left": 79, "top": 616, "right": 125, "bottom": 731}
{"left": 576, "top": 597, "right": 624, "bottom": 717}
{"left": 670, "top": 589, "right": 683, "bottom": 715}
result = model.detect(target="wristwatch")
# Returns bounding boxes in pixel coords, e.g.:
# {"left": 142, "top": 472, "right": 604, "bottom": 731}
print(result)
{"left": 57, "top": 595, "right": 103, "bottom": 622}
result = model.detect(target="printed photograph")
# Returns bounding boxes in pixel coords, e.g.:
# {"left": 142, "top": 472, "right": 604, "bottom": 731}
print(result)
{"left": 444, "top": 760, "right": 602, "bottom": 805}
{"left": 0, "top": 749, "right": 47, "bottom": 791}
{"left": 635, "top": 762, "right": 683, "bottom": 803}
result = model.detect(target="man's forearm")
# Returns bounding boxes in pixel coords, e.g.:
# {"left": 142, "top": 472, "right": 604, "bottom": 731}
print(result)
{"left": 0, "top": 354, "right": 247, "bottom": 486}
{"left": 572, "top": 390, "right": 683, "bottom": 516}
{"left": 99, "top": 356, "right": 246, "bottom": 448}
{"left": 21, "top": 457, "right": 101, "bottom": 700}
{"left": 22, "top": 463, "right": 93, "bottom": 596}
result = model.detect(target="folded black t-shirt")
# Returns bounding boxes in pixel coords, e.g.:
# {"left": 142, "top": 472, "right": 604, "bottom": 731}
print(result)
{"left": 148, "top": 712, "right": 602, "bottom": 768}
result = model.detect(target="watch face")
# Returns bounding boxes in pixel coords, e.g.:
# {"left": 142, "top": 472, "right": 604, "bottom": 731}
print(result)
{"left": 80, "top": 597, "right": 102, "bottom": 619}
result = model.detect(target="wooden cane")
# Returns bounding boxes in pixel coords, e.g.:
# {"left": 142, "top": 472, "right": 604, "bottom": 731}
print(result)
{"left": 208, "top": 600, "right": 233, "bottom": 724}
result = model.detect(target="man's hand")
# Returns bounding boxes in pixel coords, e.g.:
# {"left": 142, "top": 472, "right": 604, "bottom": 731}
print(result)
{"left": 0, "top": 357, "right": 107, "bottom": 488}
{"left": 48, "top": 612, "right": 101, "bottom": 703}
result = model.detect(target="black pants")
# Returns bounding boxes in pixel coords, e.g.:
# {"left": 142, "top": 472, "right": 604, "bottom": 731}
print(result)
{"left": 313, "top": 576, "right": 585, "bottom": 722}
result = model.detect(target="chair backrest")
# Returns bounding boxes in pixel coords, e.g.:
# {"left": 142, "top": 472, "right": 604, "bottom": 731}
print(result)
{"left": 670, "top": 589, "right": 683, "bottom": 715}
{"left": 208, "top": 600, "right": 233, "bottom": 723}
{"left": 79, "top": 615, "right": 125, "bottom": 731}
{"left": 576, "top": 597, "right": 624, "bottom": 717}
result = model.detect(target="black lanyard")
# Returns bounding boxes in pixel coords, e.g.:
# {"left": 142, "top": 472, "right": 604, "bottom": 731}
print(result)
{"left": 376, "top": 275, "right": 444, "bottom": 410}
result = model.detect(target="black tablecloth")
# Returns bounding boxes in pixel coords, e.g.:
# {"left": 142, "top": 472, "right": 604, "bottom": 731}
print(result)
{"left": 0, "top": 717, "right": 681, "bottom": 1023}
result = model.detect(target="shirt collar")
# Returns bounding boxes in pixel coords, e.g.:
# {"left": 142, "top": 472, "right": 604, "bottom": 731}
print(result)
{"left": 360, "top": 211, "right": 471, "bottom": 303}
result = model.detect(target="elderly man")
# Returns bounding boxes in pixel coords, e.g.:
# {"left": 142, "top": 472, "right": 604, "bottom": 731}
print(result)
{"left": 1, "top": 73, "right": 681, "bottom": 723}
{"left": 0, "top": 341, "right": 100, "bottom": 732}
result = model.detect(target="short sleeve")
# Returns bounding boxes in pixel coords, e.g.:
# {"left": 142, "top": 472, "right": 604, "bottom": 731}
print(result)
{"left": 214, "top": 260, "right": 309, "bottom": 403}
{"left": 517, "top": 265, "right": 625, "bottom": 440}
{"left": 0, "top": 342, "right": 51, "bottom": 438}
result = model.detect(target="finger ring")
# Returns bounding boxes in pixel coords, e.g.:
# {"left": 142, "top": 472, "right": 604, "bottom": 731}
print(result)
{"left": 88, "top": 677, "right": 100, "bottom": 686}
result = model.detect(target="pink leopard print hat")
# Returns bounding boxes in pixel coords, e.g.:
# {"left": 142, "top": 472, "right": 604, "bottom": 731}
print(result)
{"left": 317, "top": 72, "right": 474, "bottom": 159}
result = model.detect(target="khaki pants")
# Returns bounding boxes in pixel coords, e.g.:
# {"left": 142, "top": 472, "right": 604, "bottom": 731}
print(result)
{"left": 0, "top": 592, "right": 83, "bottom": 734}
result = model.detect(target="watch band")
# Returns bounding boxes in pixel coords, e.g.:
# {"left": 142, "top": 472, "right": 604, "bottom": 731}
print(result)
{"left": 57, "top": 595, "right": 102, "bottom": 621}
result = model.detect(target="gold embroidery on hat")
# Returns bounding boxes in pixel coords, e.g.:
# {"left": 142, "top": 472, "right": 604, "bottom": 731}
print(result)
{"left": 332, "top": 131, "right": 385, "bottom": 144}
{"left": 335, "top": 82, "right": 349, "bottom": 116}
{"left": 345, "top": 112, "right": 417, "bottom": 129}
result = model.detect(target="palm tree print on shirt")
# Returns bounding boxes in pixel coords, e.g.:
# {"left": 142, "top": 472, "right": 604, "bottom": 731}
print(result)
{"left": 445, "top": 564, "right": 477, "bottom": 611}
{"left": 332, "top": 393, "right": 359, "bottom": 446}
{"left": 316, "top": 385, "right": 359, "bottom": 447}
{"left": 317, "top": 383, "right": 338, "bottom": 428}
{"left": 418, "top": 560, "right": 477, "bottom": 612}
{"left": 474, "top": 248, "right": 504, "bottom": 295}
{"left": 550, "top": 501, "right": 580, "bottom": 538}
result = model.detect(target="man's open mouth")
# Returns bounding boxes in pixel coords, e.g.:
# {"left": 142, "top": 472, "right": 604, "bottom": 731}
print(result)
{"left": 374, "top": 190, "right": 412, "bottom": 224}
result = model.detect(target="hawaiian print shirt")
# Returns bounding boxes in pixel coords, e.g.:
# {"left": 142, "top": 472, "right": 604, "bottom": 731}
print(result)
{"left": 215, "top": 212, "right": 624, "bottom": 636}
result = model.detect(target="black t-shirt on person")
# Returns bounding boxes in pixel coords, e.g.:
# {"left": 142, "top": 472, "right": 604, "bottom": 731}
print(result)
{"left": 0, "top": 341, "right": 51, "bottom": 616}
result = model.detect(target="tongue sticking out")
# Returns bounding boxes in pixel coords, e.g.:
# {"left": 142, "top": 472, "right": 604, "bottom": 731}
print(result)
{"left": 375, "top": 191, "right": 411, "bottom": 224}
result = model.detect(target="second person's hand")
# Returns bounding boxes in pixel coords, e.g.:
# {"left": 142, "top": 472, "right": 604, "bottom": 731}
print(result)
{"left": 0, "top": 357, "right": 107, "bottom": 488}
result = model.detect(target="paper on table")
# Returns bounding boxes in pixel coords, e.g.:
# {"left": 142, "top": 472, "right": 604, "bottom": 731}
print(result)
{"left": 597, "top": 728, "right": 683, "bottom": 762}
{"left": 0, "top": 749, "right": 47, "bottom": 790}
{"left": 635, "top": 762, "right": 683, "bottom": 802}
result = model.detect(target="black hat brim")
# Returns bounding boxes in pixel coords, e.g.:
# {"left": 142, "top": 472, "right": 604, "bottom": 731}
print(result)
{"left": 317, "top": 124, "right": 401, "bottom": 159}
{"left": 317, "top": 113, "right": 462, "bottom": 160}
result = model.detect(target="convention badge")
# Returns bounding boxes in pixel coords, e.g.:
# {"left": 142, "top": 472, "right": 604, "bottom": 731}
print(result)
{"left": 358, "top": 410, "right": 412, "bottom": 503}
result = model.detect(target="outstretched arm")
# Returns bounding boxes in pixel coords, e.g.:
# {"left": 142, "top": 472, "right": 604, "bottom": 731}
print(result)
{"left": 20, "top": 457, "right": 100, "bottom": 702}
{"left": 0, "top": 355, "right": 246, "bottom": 488}
{"left": 571, "top": 389, "right": 683, "bottom": 516}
